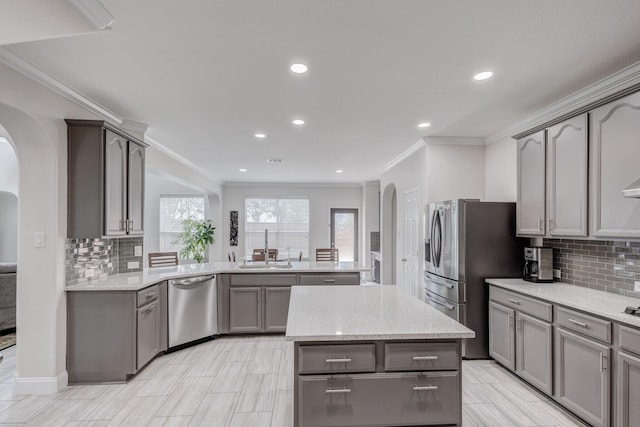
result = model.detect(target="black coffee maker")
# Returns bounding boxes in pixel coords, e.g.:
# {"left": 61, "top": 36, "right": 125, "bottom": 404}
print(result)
{"left": 523, "top": 247, "right": 554, "bottom": 282}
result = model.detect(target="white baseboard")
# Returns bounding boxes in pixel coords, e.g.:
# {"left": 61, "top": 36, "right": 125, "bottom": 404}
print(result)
{"left": 14, "top": 370, "right": 68, "bottom": 395}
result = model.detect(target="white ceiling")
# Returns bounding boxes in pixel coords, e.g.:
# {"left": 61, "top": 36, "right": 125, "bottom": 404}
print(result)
{"left": 5, "top": 0, "right": 640, "bottom": 183}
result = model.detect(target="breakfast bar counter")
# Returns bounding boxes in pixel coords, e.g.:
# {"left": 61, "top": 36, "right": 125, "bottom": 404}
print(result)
{"left": 286, "top": 285, "right": 474, "bottom": 427}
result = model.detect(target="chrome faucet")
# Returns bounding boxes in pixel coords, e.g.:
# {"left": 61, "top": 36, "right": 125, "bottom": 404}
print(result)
{"left": 264, "top": 228, "right": 269, "bottom": 265}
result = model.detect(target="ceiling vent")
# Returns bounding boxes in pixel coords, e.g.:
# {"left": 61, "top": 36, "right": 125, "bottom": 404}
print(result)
{"left": 266, "top": 159, "right": 284, "bottom": 164}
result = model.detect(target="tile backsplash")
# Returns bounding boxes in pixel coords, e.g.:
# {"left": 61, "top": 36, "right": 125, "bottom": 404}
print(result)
{"left": 65, "top": 237, "right": 143, "bottom": 285}
{"left": 544, "top": 238, "right": 640, "bottom": 298}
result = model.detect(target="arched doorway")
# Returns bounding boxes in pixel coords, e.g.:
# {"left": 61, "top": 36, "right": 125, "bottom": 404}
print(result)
{"left": 0, "top": 103, "right": 67, "bottom": 394}
{"left": 381, "top": 183, "right": 397, "bottom": 285}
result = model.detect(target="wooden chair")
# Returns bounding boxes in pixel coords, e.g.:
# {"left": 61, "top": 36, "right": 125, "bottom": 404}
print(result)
{"left": 252, "top": 249, "right": 278, "bottom": 261}
{"left": 316, "top": 248, "right": 339, "bottom": 262}
{"left": 148, "top": 252, "right": 178, "bottom": 268}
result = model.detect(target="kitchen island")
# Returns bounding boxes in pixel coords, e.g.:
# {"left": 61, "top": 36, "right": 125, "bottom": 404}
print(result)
{"left": 286, "top": 285, "right": 474, "bottom": 427}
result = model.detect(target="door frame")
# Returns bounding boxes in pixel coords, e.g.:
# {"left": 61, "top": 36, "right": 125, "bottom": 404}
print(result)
{"left": 402, "top": 187, "right": 421, "bottom": 298}
{"left": 329, "top": 207, "right": 360, "bottom": 262}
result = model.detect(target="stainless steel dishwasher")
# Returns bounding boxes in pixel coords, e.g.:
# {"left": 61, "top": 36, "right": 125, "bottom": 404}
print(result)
{"left": 168, "top": 274, "right": 217, "bottom": 348}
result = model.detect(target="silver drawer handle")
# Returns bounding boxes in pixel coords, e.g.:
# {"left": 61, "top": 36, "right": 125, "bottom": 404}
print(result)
{"left": 145, "top": 293, "right": 156, "bottom": 300}
{"left": 325, "top": 388, "right": 351, "bottom": 394}
{"left": 507, "top": 298, "right": 520, "bottom": 305}
{"left": 412, "top": 355, "right": 438, "bottom": 361}
{"left": 432, "top": 281, "right": 454, "bottom": 289}
{"left": 413, "top": 384, "right": 438, "bottom": 391}
{"left": 326, "top": 358, "right": 352, "bottom": 363}
{"left": 141, "top": 306, "right": 155, "bottom": 315}
{"left": 324, "top": 279, "right": 336, "bottom": 283}
{"left": 567, "top": 318, "right": 589, "bottom": 328}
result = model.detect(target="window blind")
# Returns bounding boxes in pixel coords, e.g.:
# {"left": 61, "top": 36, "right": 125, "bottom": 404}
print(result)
{"left": 159, "top": 196, "right": 205, "bottom": 252}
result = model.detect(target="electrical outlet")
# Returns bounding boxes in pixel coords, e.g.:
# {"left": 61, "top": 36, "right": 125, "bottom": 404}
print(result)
{"left": 134, "top": 246, "right": 142, "bottom": 257}
{"left": 553, "top": 269, "right": 561, "bottom": 279}
{"left": 127, "top": 261, "right": 139, "bottom": 269}
{"left": 635, "top": 281, "right": 640, "bottom": 292}
{"left": 84, "top": 268, "right": 94, "bottom": 278}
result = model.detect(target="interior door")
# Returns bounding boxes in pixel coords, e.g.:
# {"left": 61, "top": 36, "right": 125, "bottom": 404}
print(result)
{"left": 402, "top": 189, "right": 420, "bottom": 298}
{"left": 330, "top": 208, "right": 358, "bottom": 262}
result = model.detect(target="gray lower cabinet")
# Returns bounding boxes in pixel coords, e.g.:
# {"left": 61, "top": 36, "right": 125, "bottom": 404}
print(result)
{"left": 488, "top": 301, "right": 515, "bottom": 370}
{"left": 67, "top": 282, "right": 168, "bottom": 383}
{"left": 219, "top": 272, "right": 360, "bottom": 335}
{"left": 264, "top": 286, "right": 291, "bottom": 332}
{"left": 516, "top": 312, "right": 553, "bottom": 394}
{"left": 229, "top": 287, "right": 262, "bottom": 333}
{"left": 137, "top": 300, "right": 159, "bottom": 369}
{"left": 294, "top": 340, "right": 462, "bottom": 427}
{"left": 555, "top": 327, "right": 610, "bottom": 427}
{"left": 618, "top": 350, "right": 640, "bottom": 427}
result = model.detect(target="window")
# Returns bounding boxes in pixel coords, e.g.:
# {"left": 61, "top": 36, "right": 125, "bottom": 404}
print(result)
{"left": 245, "top": 198, "right": 309, "bottom": 259}
{"left": 159, "top": 195, "right": 205, "bottom": 252}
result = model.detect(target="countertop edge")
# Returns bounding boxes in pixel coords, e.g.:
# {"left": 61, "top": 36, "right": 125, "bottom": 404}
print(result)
{"left": 285, "top": 332, "right": 476, "bottom": 342}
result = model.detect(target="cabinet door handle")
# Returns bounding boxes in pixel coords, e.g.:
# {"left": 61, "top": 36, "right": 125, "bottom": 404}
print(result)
{"left": 507, "top": 298, "right": 520, "bottom": 305}
{"left": 141, "top": 305, "right": 155, "bottom": 315}
{"left": 325, "top": 358, "right": 351, "bottom": 363}
{"left": 120, "top": 219, "right": 126, "bottom": 231}
{"left": 567, "top": 318, "right": 589, "bottom": 328}
{"left": 548, "top": 218, "right": 553, "bottom": 230}
{"left": 517, "top": 318, "right": 523, "bottom": 330}
{"left": 413, "top": 384, "right": 438, "bottom": 391}
{"left": 412, "top": 355, "right": 438, "bottom": 361}
{"left": 600, "top": 352, "right": 606, "bottom": 372}
{"left": 508, "top": 314, "right": 513, "bottom": 328}
{"left": 325, "top": 388, "right": 351, "bottom": 394}
{"left": 538, "top": 217, "right": 543, "bottom": 231}
{"left": 324, "top": 279, "right": 336, "bottom": 283}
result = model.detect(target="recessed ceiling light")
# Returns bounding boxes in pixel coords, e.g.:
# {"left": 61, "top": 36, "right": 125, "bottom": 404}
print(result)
{"left": 473, "top": 71, "right": 493, "bottom": 81}
{"left": 336, "top": 170, "right": 344, "bottom": 174}
{"left": 254, "top": 133, "right": 266, "bottom": 139}
{"left": 290, "top": 63, "right": 308, "bottom": 74}
{"left": 292, "top": 119, "right": 305, "bottom": 125}
{"left": 239, "top": 168, "right": 247, "bottom": 172}
{"left": 417, "top": 122, "right": 431, "bottom": 128}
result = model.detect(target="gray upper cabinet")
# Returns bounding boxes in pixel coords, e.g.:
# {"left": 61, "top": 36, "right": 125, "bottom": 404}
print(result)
{"left": 590, "top": 91, "right": 640, "bottom": 239}
{"left": 517, "top": 130, "right": 546, "bottom": 236}
{"left": 66, "top": 120, "right": 146, "bottom": 238}
{"left": 555, "top": 327, "right": 610, "bottom": 427}
{"left": 546, "top": 114, "right": 588, "bottom": 237}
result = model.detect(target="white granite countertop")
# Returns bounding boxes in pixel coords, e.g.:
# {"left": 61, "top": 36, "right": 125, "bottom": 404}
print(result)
{"left": 66, "top": 261, "right": 368, "bottom": 292}
{"left": 285, "top": 285, "right": 475, "bottom": 342}
{"left": 486, "top": 278, "right": 640, "bottom": 329}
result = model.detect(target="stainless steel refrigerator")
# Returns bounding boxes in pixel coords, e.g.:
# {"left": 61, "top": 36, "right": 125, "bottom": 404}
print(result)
{"left": 424, "top": 199, "right": 523, "bottom": 359}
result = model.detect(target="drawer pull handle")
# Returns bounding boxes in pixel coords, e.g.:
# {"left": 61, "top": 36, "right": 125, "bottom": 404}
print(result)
{"left": 145, "top": 293, "right": 155, "bottom": 300}
{"left": 325, "top": 388, "right": 351, "bottom": 394}
{"left": 507, "top": 298, "right": 520, "bottom": 305}
{"left": 567, "top": 318, "right": 589, "bottom": 328}
{"left": 326, "top": 358, "right": 352, "bottom": 363}
{"left": 413, "top": 384, "right": 438, "bottom": 391}
{"left": 412, "top": 355, "right": 438, "bottom": 361}
{"left": 324, "top": 279, "right": 336, "bottom": 283}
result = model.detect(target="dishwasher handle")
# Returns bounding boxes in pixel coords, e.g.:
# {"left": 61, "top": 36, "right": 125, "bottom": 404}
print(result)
{"left": 169, "top": 275, "right": 215, "bottom": 286}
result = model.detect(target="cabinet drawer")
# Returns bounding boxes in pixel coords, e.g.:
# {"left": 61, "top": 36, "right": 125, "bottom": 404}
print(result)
{"left": 557, "top": 307, "right": 611, "bottom": 344}
{"left": 229, "top": 274, "right": 296, "bottom": 286}
{"left": 299, "top": 372, "right": 460, "bottom": 426}
{"left": 384, "top": 342, "right": 459, "bottom": 371}
{"left": 298, "top": 344, "right": 375, "bottom": 374}
{"left": 619, "top": 325, "right": 640, "bottom": 356}
{"left": 490, "top": 287, "right": 552, "bottom": 322}
{"left": 298, "top": 274, "right": 360, "bottom": 286}
{"left": 137, "top": 285, "right": 159, "bottom": 307}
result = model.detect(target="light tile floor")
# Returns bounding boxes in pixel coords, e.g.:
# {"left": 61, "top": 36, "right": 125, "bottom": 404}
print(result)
{"left": 0, "top": 337, "right": 588, "bottom": 426}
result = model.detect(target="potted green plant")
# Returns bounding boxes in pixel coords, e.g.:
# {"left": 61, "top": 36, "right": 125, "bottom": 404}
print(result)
{"left": 173, "top": 218, "right": 215, "bottom": 263}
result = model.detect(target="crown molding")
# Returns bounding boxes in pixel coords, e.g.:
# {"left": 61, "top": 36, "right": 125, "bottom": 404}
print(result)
{"left": 120, "top": 119, "right": 149, "bottom": 134}
{"left": 0, "top": 47, "right": 123, "bottom": 125}
{"left": 486, "top": 59, "right": 640, "bottom": 144}
{"left": 425, "top": 136, "right": 485, "bottom": 146}
{"left": 380, "top": 139, "right": 426, "bottom": 175}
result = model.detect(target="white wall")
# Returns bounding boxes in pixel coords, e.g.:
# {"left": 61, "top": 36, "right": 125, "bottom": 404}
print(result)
{"left": 222, "top": 184, "right": 363, "bottom": 261}
{"left": 485, "top": 136, "right": 517, "bottom": 202}
{"left": 143, "top": 173, "right": 205, "bottom": 266}
{"left": 0, "top": 139, "right": 18, "bottom": 195}
{"left": 426, "top": 142, "right": 486, "bottom": 203}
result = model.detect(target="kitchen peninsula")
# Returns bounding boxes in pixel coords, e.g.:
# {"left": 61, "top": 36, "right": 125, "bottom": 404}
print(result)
{"left": 65, "top": 261, "right": 367, "bottom": 384}
{"left": 286, "top": 285, "right": 474, "bottom": 427}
